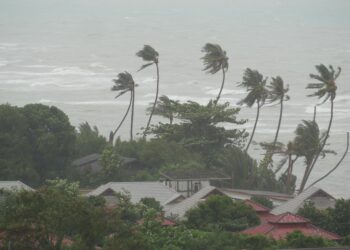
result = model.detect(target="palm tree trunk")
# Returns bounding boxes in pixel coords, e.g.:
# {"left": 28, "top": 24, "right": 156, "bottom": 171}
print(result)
{"left": 306, "top": 132, "right": 349, "bottom": 190}
{"left": 299, "top": 99, "right": 334, "bottom": 193}
{"left": 144, "top": 62, "right": 160, "bottom": 136}
{"left": 109, "top": 94, "right": 132, "bottom": 144}
{"left": 215, "top": 67, "right": 226, "bottom": 104}
{"left": 273, "top": 97, "right": 284, "bottom": 148}
{"left": 245, "top": 101, "right": 260, "bottom": 152}
{"left": 130, "top": 89, "right": 135, "bottom": 141}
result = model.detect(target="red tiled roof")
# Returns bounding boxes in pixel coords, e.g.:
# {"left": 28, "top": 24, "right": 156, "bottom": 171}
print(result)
{"left": 244, "top": 199, "right": 271, "bottom": 213}
{"left": 242, "top": 212, "right": 341, "bottom": 240}
{"left": 268, "top": 212, "right": 309, "bottom": 224}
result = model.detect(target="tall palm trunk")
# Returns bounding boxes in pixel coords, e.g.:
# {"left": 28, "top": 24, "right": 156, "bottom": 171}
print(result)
{"left": 215, "top": 67, "right": 226, "bottom": 104}
{"left": 144, "top": 62, "right": 160, "bottom": 136}
{"left": 299, "top": 99, "right": 334, "bottom": 193}
{"left": 273, "top": 97, "right": 284, "bottom": 148}
{"left": 130, "top": 89, "right": 135, "bottom": 141}
{"left": 109, "top": 93, "right": 133, "bottom": 144}
{"left": 245, "top": 101, "right": 260, "bottom": 152}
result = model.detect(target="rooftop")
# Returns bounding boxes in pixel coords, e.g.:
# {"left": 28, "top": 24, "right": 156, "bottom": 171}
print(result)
{"left": 160, "top": 168, "right": 230, "bottom": 181}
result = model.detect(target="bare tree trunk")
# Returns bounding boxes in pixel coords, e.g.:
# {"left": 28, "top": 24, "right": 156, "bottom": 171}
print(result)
{"left": 273, "top": 97, "right": 284, "bottom": 148}
{"left": 245, "top": 102, "right": 260, "bottom": 152}
{"left": 215, "top": 67, "right": 226, "bottom": 105}
{"left": 130, "top": 89, "right": 135, "bottom": 141}
{"left": 144, "top": 62, "right": 160, "bottom": 137}
{"left": 109, "top": 93, "right": 132, "bottom": 144}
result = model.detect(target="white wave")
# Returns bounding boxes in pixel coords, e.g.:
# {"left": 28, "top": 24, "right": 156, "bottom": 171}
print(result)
{"left": 23, "top": 64, "right": 56, "bottom": 69}
{"left": 0, "top": 67, "right": 97, "bottom": 77}
{"left": 89, "top": 62, "right": 111, "bottom": 70}
{"left": 205, "top": 88, "right": 246, "bottom": 96}
{"left": 0, "top": 43, "right": 19, "bottom": 48}
{"left": 0, "top": 60, "right": 9, "bottom": 67}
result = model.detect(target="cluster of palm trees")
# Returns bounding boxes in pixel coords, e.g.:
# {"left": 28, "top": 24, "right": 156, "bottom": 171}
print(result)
{"left": 109, "top": 43, "right": 345, "bottom": 193}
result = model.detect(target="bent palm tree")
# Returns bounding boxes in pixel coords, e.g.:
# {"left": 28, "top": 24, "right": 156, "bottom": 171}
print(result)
{"left": 147, "top": 95, "right": 179, "bottom": 125}
{"left": 238, "top": 68, "right": 268, "bottom": 152}
{"left": 295, "top": 120, "right": 335, "bottom": 192}
{"left": 268, "top": 76, "right": 290, "bottom": 147}
{"left": 111, "top": 72, "right": 137, "bottom": 142}
{"left": 299, "top": 64, "right": 341, "bottom": 192}
{"left": 201, "top": 43, "right": 229, "bottom": 104}
{"left": 136, "top": 45, "right": 159, "bottom": 135}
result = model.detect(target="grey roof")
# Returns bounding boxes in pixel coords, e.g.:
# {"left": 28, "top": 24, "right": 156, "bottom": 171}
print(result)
{"left": 0, "top": 181, "right": 34, "bottom": 191}
{"left": 165, "top": 186, "right": 225, "bottom": 219}
{"left": 271, "top": 186, "right": 335, "bottom": 215}
{"left": 72, "top": 153, "right": 100, "bottom": 166}
{"left": 160, "top": 169, "right": 230, "bottom": 181}
{"left": 86, "top": 182, "right": 183, "bottom": 206}
{"left": 72, "top": 153, "right": 137, "bottom": 166}
{"left": 219, "top": 188, "right": 292, "bottom": 201}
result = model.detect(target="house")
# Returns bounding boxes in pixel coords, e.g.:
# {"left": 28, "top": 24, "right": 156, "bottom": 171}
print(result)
{"left": 244, "top": 199, "right": 276, "bottom": 224}
{"left": 164, "top": 186, "right": 227, "bottom": 219}
{"left": 159, "top": 168, "right": 231, "bottom": 197}
{"left": 72, "top": 153, "right": 139, "bottom": 174}
{"left": 220, "top": 188, "right": 293, "bottom": 206}
{"left": 242, "top": 212, "right": 341, "bottom": 240}
{"left": 86, "top": 182, "right": 184, "bottom": 207}
{"left": 271, "top": 186, "right": 336, "bottom": 215}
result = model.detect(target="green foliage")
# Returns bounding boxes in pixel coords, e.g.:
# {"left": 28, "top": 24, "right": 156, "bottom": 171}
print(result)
{"left": 75, "top": 122, "right": 107, "bottom": 157}
{"left": 298, "top": 199, "right": 350, "bottom": 237}
{"left": 0, "top": 104, "right": 76, "bottom": 186}
{"left": 186, "top": 195, "right": 260, "bottom": 231}
{"left": 150, "top": 101, "right": 247, "bottom": 164}
{"left": 251, "top": 196, "right": 274, "bottom": 209}
{"left": 0, "top": 181, "right": 107, "bottom": 250}
{"left": 279, "top": 231, "right": 337, "bottom": 248}
{"left": 140, "top": 197, "right": 163, "bottom": 212}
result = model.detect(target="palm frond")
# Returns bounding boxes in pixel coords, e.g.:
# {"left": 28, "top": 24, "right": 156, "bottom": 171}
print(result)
{"left": 201, "top": 43, "right": 229, "bottom": 74}
{"left": 136, "top": 45, "right": 159, "bottom": 62}
{"left": 137, "top": 62, "right": 154, "bottom": 72}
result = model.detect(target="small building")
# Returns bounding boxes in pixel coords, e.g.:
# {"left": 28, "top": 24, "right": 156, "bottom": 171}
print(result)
{"left": 271, "top": 186, "right": 336, "bottom": 215}
{"left": 159, "top": 169, "right": 231, "bottom": 197}
{"left": 242, "top": 212, "right": 341, "bottom": 240}
{"left": 86, "top": 182, "right": 184, "bottom": 207}
{"left": 72, "top": 153, "right": 142, "bottom": 175}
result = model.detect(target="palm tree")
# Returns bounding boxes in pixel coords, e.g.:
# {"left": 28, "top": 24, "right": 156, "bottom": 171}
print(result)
{"left": 147, "top": 95, "right": 179, "bottom": 125}
{"left": 111, "top": 71, "right": 137, "bottom": 142}
{"left": 238, "top": 68, "right": 268, "bottom": 152}
{"left": 299, "top": 64, "right": 341, "bottom": 192}
{"left": 295, "top": 120, "right": 335, "bottom": 192}
{"left": 136, "top": 45, "right": 159, "bottom": 135}
{"left": 268, "top": 76, "right": 290, "bottom": 147}
{"left": 201, "top": 43, "right": 229, "bottom": 104}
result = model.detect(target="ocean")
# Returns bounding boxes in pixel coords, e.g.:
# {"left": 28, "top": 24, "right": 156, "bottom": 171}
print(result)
{"left": 0, "top": 0, "right": 349, "bottom": 197}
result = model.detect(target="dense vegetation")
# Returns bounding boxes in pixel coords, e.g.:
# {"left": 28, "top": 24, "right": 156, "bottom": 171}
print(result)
{"left": 0, "top": 183, "right": 346, "bottom": 250}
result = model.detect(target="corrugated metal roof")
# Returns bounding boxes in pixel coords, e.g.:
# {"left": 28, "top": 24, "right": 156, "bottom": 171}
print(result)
{"left": 86, "top": 182, "right": 183, "bottom": 206}
{"left": 271, "top": 186, "right": 334, "bottom": 215}
{"left": 0, "top": 181, "right": 33, "bottom": 191}
{"left": 220, "top": 188, "right": 292, "bottom": 201}
{"left": 164, "top": 186, "right": 224, "bottom": 219}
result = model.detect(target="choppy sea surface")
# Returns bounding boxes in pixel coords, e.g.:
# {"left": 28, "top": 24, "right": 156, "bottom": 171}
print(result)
{"left": 1, "top": 0, "right": 349, "bottom": 197}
